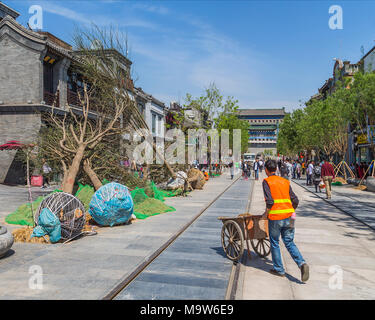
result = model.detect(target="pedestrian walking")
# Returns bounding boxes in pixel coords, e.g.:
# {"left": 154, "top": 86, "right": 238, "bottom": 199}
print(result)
{"left": 306, "top": 161, "right": 314, "bottom": 186}
{"left": 321, "top": 159, "right": 335, "bottom": 199}
{"left": 229, "top": 161, "right": 234, "bottom": 180}
{"left": 296, "top": 161, "right": 301, "bottom": 179}
{"left": 286, "top": 160, "right": 293, "bottom": 181}
{"left": 280, "top": 161, "right": 289, "bottom": 179}
{"left": 41, "top": 159, "right": 52, "bottom": 189}
{"left": 253, "top": 159, "right": 260, "bottom": 180}
{"left": 292, "top": 161, "right": 297, "bottom": 179}
{"left": 242, "top": 162, "right": 248, "bottom": 180}
{"left": 246, "top": 161, "right": 251, "bottom": 178}
{"left": 302, "top": 162, "right": 306, "bottom": 175}
{"left": 262, "top": 159, "right": 309, "bottom": 281}
{"left": 259, "top": 159, "right": 264, "bottom": 173}
{"left": 312, "top": 164, "right": 322, "bottom": 193}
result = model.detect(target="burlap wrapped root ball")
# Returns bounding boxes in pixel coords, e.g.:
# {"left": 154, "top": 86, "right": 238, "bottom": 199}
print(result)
{"left": 187, "top": 168, "right": 206, "bottom": 190}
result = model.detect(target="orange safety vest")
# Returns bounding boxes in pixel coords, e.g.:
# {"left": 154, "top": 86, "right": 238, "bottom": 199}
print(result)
{"left": 264, "top": 175, "right": 295, "bottom": 220}
{"left": 204, "top": 171, "right": 209, "bottom": 181}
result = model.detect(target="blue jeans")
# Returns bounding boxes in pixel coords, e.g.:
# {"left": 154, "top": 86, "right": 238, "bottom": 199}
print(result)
{"left": 254, "top": 169, "right": 259, "bottom": 180}
{"left": 268, "top": 217, "right": 305, "bottom": 274}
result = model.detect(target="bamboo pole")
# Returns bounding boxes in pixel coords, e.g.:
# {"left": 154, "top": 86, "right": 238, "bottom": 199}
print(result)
{"left": 342, "top": 161, "right": 355, "bottom": 179}
{"left": 26, "top": 148, "right": 35, "bottom": 227}
{"left": 358, "top": 160, "right": 375, "bottom": 187}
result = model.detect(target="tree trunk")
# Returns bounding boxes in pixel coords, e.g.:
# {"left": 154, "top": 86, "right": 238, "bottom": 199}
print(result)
{"left": 62, "top": 144, "right": 86, "bottom": 194}
{"left": 143, "top": 163, "right": 150, "bottom": 181}
{"left": 83, "top": 159, "right": 103, "bottom": 190}
{"left": 152, "top": 142, "right": 176, "bottom": 179}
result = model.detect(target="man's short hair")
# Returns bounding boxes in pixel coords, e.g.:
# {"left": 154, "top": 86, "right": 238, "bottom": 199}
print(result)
{"left": 265, "top": 159, "right": 277, "bottom": 172}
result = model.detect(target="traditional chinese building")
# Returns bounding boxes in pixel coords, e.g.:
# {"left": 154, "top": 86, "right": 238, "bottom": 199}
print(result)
{"left": 238, "top": 108, "right": 286, "bottom": 157}
{"left": 0, "top": 2, "right": 165, "bottom": 184}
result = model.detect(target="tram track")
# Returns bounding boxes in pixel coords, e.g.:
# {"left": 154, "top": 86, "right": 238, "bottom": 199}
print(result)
{"left": 102, "top": 174, "right": 244, "bottom": 300}
{"left": 225, "top": 178, "right": 254, "bottom": 300}
{"left": 292, "top": 181, "right": 375, "bottom": 232}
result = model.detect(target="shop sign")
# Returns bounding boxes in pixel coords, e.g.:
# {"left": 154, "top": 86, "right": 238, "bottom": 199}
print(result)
{"left": 358, "top": 133, "right": 368, "bottom": 145}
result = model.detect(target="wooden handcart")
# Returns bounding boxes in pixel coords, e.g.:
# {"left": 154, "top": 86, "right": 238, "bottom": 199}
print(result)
{"left": 218, "top": 213, "right": 270, "bottom": 261}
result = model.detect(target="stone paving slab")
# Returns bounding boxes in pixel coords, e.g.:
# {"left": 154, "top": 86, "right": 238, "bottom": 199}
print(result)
{"left": 0, "top": 174, "right": 240, "bottom": 299}
{"left": 0, "top": 184, "right": 56, "bottom": 228}
{"left": 239, "top": 173, "right": 375, "bottom": 300}
{"left": 293, "top": 179, "right": 375, "bottom": 230}
{"left": 115, "top": 178, "right": 253, "bottom": 300}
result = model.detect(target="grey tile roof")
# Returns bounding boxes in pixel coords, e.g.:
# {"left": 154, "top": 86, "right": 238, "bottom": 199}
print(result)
{"left": 238, "top": 108, "right": 286, "bottom": 116}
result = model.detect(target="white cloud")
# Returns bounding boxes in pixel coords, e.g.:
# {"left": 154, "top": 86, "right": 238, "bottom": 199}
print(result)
{"left": 33, "top": 1, "right": 283, "bottom": 108}
{"left": 42, "top": 2, "right": 91, "bottom": 24}
{"left": 132, "top": 3, "right": 169, "bottom": 15}
{"left": 40, "top": 1, "right": 159, "bottom": 29}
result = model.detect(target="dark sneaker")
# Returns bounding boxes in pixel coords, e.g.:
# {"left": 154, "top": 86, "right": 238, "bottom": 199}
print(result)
{"left": 300, "top": 263, "right": 309, "bottom": 282}
{"left": 269, "top": 269, "right": 286, "bottom": 277}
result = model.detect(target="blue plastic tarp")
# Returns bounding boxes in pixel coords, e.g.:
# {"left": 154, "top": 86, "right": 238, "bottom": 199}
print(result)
{"left": 88, "top": 182, "right": 134, "bottom": 227}
{"left": 31, "top": 208, "right": 61, "bottom": 243}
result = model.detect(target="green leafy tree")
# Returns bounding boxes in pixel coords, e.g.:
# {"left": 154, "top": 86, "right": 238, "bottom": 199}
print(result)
{"left": 215, "top": 97, "right": 249, "bottom": 154}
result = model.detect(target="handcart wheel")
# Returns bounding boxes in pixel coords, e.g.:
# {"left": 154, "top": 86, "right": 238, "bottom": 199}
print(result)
{"left": 250, "top": 238, "right": 271, "bottom": 258}
{"left": 221, "top": 220, "right": 244, "bottom": 261}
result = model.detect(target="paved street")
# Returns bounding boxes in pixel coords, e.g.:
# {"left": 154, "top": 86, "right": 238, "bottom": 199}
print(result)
{"left": 0, "top": 173, "right": 242, "bottom": 299}
{"left": 0, "top": 184, "right": 55, "bottom": 230}
{"left": 238, "top": 173, "right": 375, "bottom": 300}
{"left": 294, "top": 179, "right": 375, "bottom": 229}
{"left": 115, "top": 176, "right": 252, "bottom": 300}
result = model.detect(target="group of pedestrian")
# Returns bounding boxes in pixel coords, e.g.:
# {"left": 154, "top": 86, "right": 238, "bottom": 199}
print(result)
{"left": 305, "top": 159, "right": 335, "bottom": 199}
{"left": 277, "top": 158, "right": 335, "bottom": 199}
{"left": 352, "top": 162, "right": 373, "bottom": 179}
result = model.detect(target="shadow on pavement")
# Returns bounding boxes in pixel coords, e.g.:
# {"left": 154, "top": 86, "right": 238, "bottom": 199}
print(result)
{"left": 0, "top": 249, "right": 15, "bottom": 260}
{"left": 211, "top": 246, "right": 228, "bottom": 259}
{"left": 243, "top": 251, "right": 303, "bottom": 284}
{"left": 292, "top": 181, "right": 375, "bottom": 241}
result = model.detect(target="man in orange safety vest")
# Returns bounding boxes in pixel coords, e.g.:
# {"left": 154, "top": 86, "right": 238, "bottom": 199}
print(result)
{"left": 262, "top": 159, "right": 309, "bottom": 282}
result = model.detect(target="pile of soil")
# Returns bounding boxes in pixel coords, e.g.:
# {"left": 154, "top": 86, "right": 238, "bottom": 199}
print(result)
{"left": 82, "top": 212, "right": 103, "bottom": 233}
{"left": 334, "top": 177, "right": 347, "bottom": 184}
{"left": 12, "top": 226, "right": 50, "bottom": 243}
{"left": 355, "top": 185, "right": 367, "bottom": 191}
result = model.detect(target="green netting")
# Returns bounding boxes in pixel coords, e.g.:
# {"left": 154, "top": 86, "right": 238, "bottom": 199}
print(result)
{"left": 130, "top": 182, "right": 177, "bottom": 219}
{"left": 210, "top": 173, "right": 221, "bottom": 176}
{"left": 131, "top": 187, "right": 149, "bottom": 203}
{"left": 149, "top": 181, "right": 182, "bottom": 200}
{"left": 133, "top": 198, "right": 176, "bottom": 219}
{"left": 75, "top": 184, "right": 95, "bottom": 211}
{"left": 6, "top": 179, "right": 179, "bottom": 225}
{"left": 5, "top": 189, "right": 62, "bottom": 226}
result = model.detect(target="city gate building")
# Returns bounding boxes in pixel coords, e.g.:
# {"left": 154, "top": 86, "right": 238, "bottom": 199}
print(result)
{"left": 238, "top": 108, "right": 286, "bottom": 157}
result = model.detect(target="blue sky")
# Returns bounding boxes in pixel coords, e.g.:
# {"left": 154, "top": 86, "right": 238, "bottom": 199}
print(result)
{"left": 4, "top": 0, "right": 375, "bottom": 111}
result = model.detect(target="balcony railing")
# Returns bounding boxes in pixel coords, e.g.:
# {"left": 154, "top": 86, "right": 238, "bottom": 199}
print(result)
{"left": 44, "top": 90, "right": 59, "bottom": 108}
{"left": 67, "top": 88, "right": 79, "bottom": 106}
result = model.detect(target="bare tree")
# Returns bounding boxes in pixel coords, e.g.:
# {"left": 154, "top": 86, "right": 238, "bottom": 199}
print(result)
{"left": 40, "top": 25, "right": 176, "bottom": 193}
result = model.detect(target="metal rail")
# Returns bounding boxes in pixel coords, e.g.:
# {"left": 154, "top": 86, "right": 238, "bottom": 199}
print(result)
{"left": 293, "top": 181, "right": 375, "bottom": 232}
{"left": 102, "top": 174, "right": 243, "bottom": 300}
{"left": 225, "top": 178, "right": 254, "bottom": 300}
